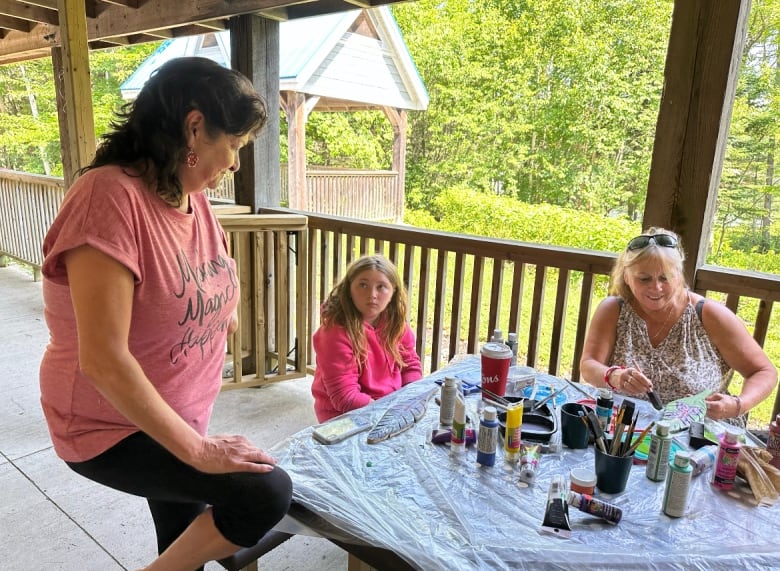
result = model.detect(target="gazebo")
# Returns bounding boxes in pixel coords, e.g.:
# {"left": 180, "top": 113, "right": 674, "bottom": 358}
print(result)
{"left": 118, "top": 7, "right": 429, "bottom": 221}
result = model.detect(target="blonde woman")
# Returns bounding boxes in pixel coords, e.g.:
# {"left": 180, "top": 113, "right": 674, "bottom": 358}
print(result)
{"left": 312, "top": 254, "right": 423, "bottom": 422}
{"left": 580, "top": 228, "right": 776, "bottom": 423}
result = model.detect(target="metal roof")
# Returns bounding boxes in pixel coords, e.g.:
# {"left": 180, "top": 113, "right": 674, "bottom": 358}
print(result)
{"left": 120, "top": 7, "right": 428, "bottom": 111}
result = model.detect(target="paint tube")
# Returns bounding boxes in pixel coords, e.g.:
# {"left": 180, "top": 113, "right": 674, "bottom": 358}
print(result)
{"left": 450, "top": 394, "right": 467, "bottom": 455}
{"left": 567, "top": 491, "right": 623, "bottom": 524}
{"left": 504, "top": 401, "right": 523, "bottom": 462}
{"left": 541, "top": 474, "right": 571, "bottom": 539}
{"left": 518, "top": 443, "right": 540, "bottom": 483}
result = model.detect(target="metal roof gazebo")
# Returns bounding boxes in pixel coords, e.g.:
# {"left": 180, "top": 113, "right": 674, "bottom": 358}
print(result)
{"left": 118, "top": 6, "right": 428, "bottom": 220}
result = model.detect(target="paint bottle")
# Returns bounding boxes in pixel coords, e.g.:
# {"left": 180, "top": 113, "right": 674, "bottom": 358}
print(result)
{"left": 503, "top": 402, "right": 523, "bottom": 463}
{"left": 567, "top": 491, "right": 622, "bottom": 524}
{"left": 646, "top": 420, "right": 673, "bottom": 482}
{"left": 506, "top": 332, "right": 518, "bottom": 366}
{"left": 595, "top": 388, "right": 613, "bottom": 434}
{"left": 712, "top": 426, "right": 741, "bottom": 490}
{"left": 439, "top": 377, "right": 458, "bottom": 426}
{"left": 663, "top": 450, "right": 693, "bottom": 518}
{"left": 569, "top": 468, "right": 597, "bottom": 495}
{"left": 689, "top": 444, "right": 718, "bottom": 477}
{"left": 766, "top": 414, "right": 780, "bottom": 469}
{"left": 476, "top": 406, "right": 499, "bottom": 467}
{"left": 490, "top": 328, "right": 504, "bottom": 343}
{"left": 450, "top": 394, "right": 467, "bottom": 455}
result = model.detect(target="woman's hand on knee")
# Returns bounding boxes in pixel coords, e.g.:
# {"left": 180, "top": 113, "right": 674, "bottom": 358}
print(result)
{"left": 192, "top": 434, "right": 277, "bottom": 474}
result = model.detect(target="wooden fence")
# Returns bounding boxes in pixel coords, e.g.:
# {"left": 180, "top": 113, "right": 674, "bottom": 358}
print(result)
{"left": 261, "top": 207, "right": 780, "bottom": 421}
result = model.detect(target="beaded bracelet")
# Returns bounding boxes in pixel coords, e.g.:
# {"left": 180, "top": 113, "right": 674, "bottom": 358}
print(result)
{"left": 733, "top": 395, "right": 742, "bottom": 417}
{"left": 603, "top": 365, "right": 625, "bottom": 391}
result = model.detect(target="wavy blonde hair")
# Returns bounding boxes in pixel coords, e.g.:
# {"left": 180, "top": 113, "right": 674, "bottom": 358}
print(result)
{"left": 320, "top": 255, "right": 411, "bottom": 371}
{"left": 609, "top": 227, "right": 688, "bottom": 301}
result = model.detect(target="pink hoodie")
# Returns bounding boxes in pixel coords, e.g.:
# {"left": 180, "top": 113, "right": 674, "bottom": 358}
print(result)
{"left": 311, "top": 321, "right": 422, "bottom": 422}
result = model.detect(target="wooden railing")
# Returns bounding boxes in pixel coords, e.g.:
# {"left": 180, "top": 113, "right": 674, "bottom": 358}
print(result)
{"left": 3, "top": 167, "right": 779, "bottom": 417}
{"left": 0, "top": 166, "right": 401, "bottom": 277}
{"left": 261, "top": 207, "right": 780, "bottom": 420}
{"left": 214, "top": 166, "right": 402, "bottom": 221}
{"left": 218, "top": 211, "right": 309, "bottom": 390}
{"left": 0, "top": 169, "right": 64, "bottom": 278}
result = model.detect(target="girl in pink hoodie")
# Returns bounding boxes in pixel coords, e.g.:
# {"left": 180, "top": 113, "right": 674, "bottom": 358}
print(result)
{"left": 312, "top": 255, "right": 423, "bottom": 422}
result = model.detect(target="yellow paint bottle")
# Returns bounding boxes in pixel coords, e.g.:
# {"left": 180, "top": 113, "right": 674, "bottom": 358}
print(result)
{"left": 504, "top": 401, "right": 523, "bottom": 462}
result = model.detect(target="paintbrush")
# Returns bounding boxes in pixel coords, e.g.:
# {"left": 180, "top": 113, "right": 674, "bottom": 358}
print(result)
{"left": 583, "top": 407, "right": 607, "bottom": 453}
{"left": 532, "top": 386, "right": 567, "bottom": 411}
{"left": 480, "top": 386, "right": 512, "bottom": 406}
{"left": 483, "top": 398, "right": 509, "bottom": 412}
{"left": 630, "top": 361, "right": 664, "bottom": 410}
{"left": 610, "top": 403, "right": 626, "bottom": 454}
{"left": 621, "top": 411, "right": 638, "bottom": 456}
{"left": 563, "top": 377, "right": 594, "bottom": 400}
{"left": 623, "top": 422, "right": 656, "bottom": 457}
{"left": 647, "top": 390, "right": 664, "bottom": 410}
{"left": 611, "top": 401, "right": 635, "bottom": 455}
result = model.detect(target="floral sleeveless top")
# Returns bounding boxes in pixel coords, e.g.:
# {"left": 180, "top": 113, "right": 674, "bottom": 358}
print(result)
{"left": 610, "top": 296, "right": 730, "bottom": 406}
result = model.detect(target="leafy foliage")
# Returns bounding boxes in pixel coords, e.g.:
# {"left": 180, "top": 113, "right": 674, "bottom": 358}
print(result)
{"left": 0, "top": 44, "right": 159, "bottom": 175}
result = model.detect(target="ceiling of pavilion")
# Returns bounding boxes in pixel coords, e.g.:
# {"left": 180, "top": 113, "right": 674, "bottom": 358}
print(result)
{"left": 0, "top": 1, "right": 412, "bottom": 65}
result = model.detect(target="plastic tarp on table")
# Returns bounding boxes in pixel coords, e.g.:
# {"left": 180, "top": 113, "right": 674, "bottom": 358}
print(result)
{"left": 270, "top": 355, "right": 780, "bottom": 570}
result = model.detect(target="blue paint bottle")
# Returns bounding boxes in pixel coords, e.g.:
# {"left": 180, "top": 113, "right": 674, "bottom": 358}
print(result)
{"left": 476, "top": 406, "right": 499, "bottom": 466}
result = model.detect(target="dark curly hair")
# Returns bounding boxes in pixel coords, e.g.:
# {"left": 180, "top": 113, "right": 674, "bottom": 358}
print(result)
{"left": 82, "top": 56, "right": 267, "bottom": 206}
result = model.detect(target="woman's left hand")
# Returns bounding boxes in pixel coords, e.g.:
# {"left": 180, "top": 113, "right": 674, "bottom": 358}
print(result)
{"left": 704, "top": 393, "right": 740, "bottom": 420}
{"left": 192, "top": 434, "right": 278, "bottom": 474}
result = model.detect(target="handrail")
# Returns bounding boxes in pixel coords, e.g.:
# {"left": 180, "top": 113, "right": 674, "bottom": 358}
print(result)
{"left": 216, "top": 212, "right": 309, "bottom": 390}
{"left": 262, "top": 207, "right": 780, "bottom": 421}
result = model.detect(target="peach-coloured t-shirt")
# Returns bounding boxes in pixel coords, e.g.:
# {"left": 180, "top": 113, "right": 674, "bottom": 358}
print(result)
{"left": 39, "top": 165, "right": 238, "bottom": 462}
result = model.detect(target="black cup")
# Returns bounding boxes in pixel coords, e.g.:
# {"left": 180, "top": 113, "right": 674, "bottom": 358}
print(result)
{"left": 594, "top": 440, "right": 634, "bottom": 494}
{"left": 560, "top": 402, "right": 590, "bottom": 449}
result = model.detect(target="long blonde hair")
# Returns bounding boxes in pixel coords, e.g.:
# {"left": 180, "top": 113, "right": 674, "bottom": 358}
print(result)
{"left": 609, "top": 227, "right": 688, "bottom": 301}
{"left": 320, "top": 255, "right": 412, "bottom": 371}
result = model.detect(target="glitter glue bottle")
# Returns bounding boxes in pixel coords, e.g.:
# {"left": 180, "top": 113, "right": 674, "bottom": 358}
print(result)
{"left": 595, "top": 388, "right": 613, "bottom": 434}
{"left": 450, "top": 394, "right": 467, "bottom": 456}
{"left": 503, "top": 402, "right": 523, "bottom": 463}
{"left": 663, "top": 450, "right": 693, "bottom": 517}
{"left": 712, "top": 426, "right": 741, "bottom": 490}
{"left": 476, "top": 406, "right": 499, "bottom": 466}
{"left": 646, "top": 420, "right": 673, "bottom": 482}
{"left": 766, "top": 414, "right": 780, "bottom": 469}
{"left": 439, "top": 377, "right": 458, "bottom": 426}
{"left": 567, "top": 490, "right": 623, "bottom": 524}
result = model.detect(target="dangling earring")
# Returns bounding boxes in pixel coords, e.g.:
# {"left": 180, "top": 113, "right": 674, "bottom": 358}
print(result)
{"left": 185, "top": 148, "right": 199, "bottom": 168}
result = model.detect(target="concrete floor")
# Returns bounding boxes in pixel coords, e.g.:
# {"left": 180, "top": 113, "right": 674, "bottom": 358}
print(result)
{"left": 0, "top": 262, "right": 347, "bottom": 570}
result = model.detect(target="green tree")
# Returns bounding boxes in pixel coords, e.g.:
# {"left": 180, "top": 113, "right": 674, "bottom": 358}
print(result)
{"left": 394, "top": 0, "right": 672, "bottom": 216}
{"left": 0, "top": 43, "right": 159, "bottom": 176}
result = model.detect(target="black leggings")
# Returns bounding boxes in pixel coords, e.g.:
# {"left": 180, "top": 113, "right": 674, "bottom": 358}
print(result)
{"left": 67, "top": 432, "right": 293, "bottom": 557}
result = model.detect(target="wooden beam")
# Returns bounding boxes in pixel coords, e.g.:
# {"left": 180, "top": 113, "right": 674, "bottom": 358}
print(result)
{"left": 56, "top": 0, "right": 95, "bottom": 184}
{"left": 0, "top": 3, "right": 58, "bottom": 25}
{"left": 0, "top": 14, "right": 32, "bottom": 32}
{"left": 644, "top": 0, "right": 750, "bottom": 285}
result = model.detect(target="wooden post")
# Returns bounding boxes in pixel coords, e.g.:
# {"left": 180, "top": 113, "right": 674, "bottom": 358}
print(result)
{"left": 282, "top": 91, "right": 309, "bottom": 211}
{"left": 384, "top": 106, "right": 408, "bottom": 223}
{"left": 229, "top": 15, "right": 281, "bottom": 211}
{"left": 643, "top": 0, "right": 750, "bottom": 285}
{"left": 55, "top": 0, "right": 96, "bottom": 187}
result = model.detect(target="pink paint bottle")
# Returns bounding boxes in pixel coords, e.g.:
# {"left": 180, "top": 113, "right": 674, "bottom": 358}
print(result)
{"left": 712, "top": 426, "right": 741, "bottom": 491}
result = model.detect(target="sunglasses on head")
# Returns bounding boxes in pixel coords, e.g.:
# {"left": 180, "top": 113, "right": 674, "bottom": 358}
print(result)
{"left": 626, "top": 234, "right": 678, "bottom": 251}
